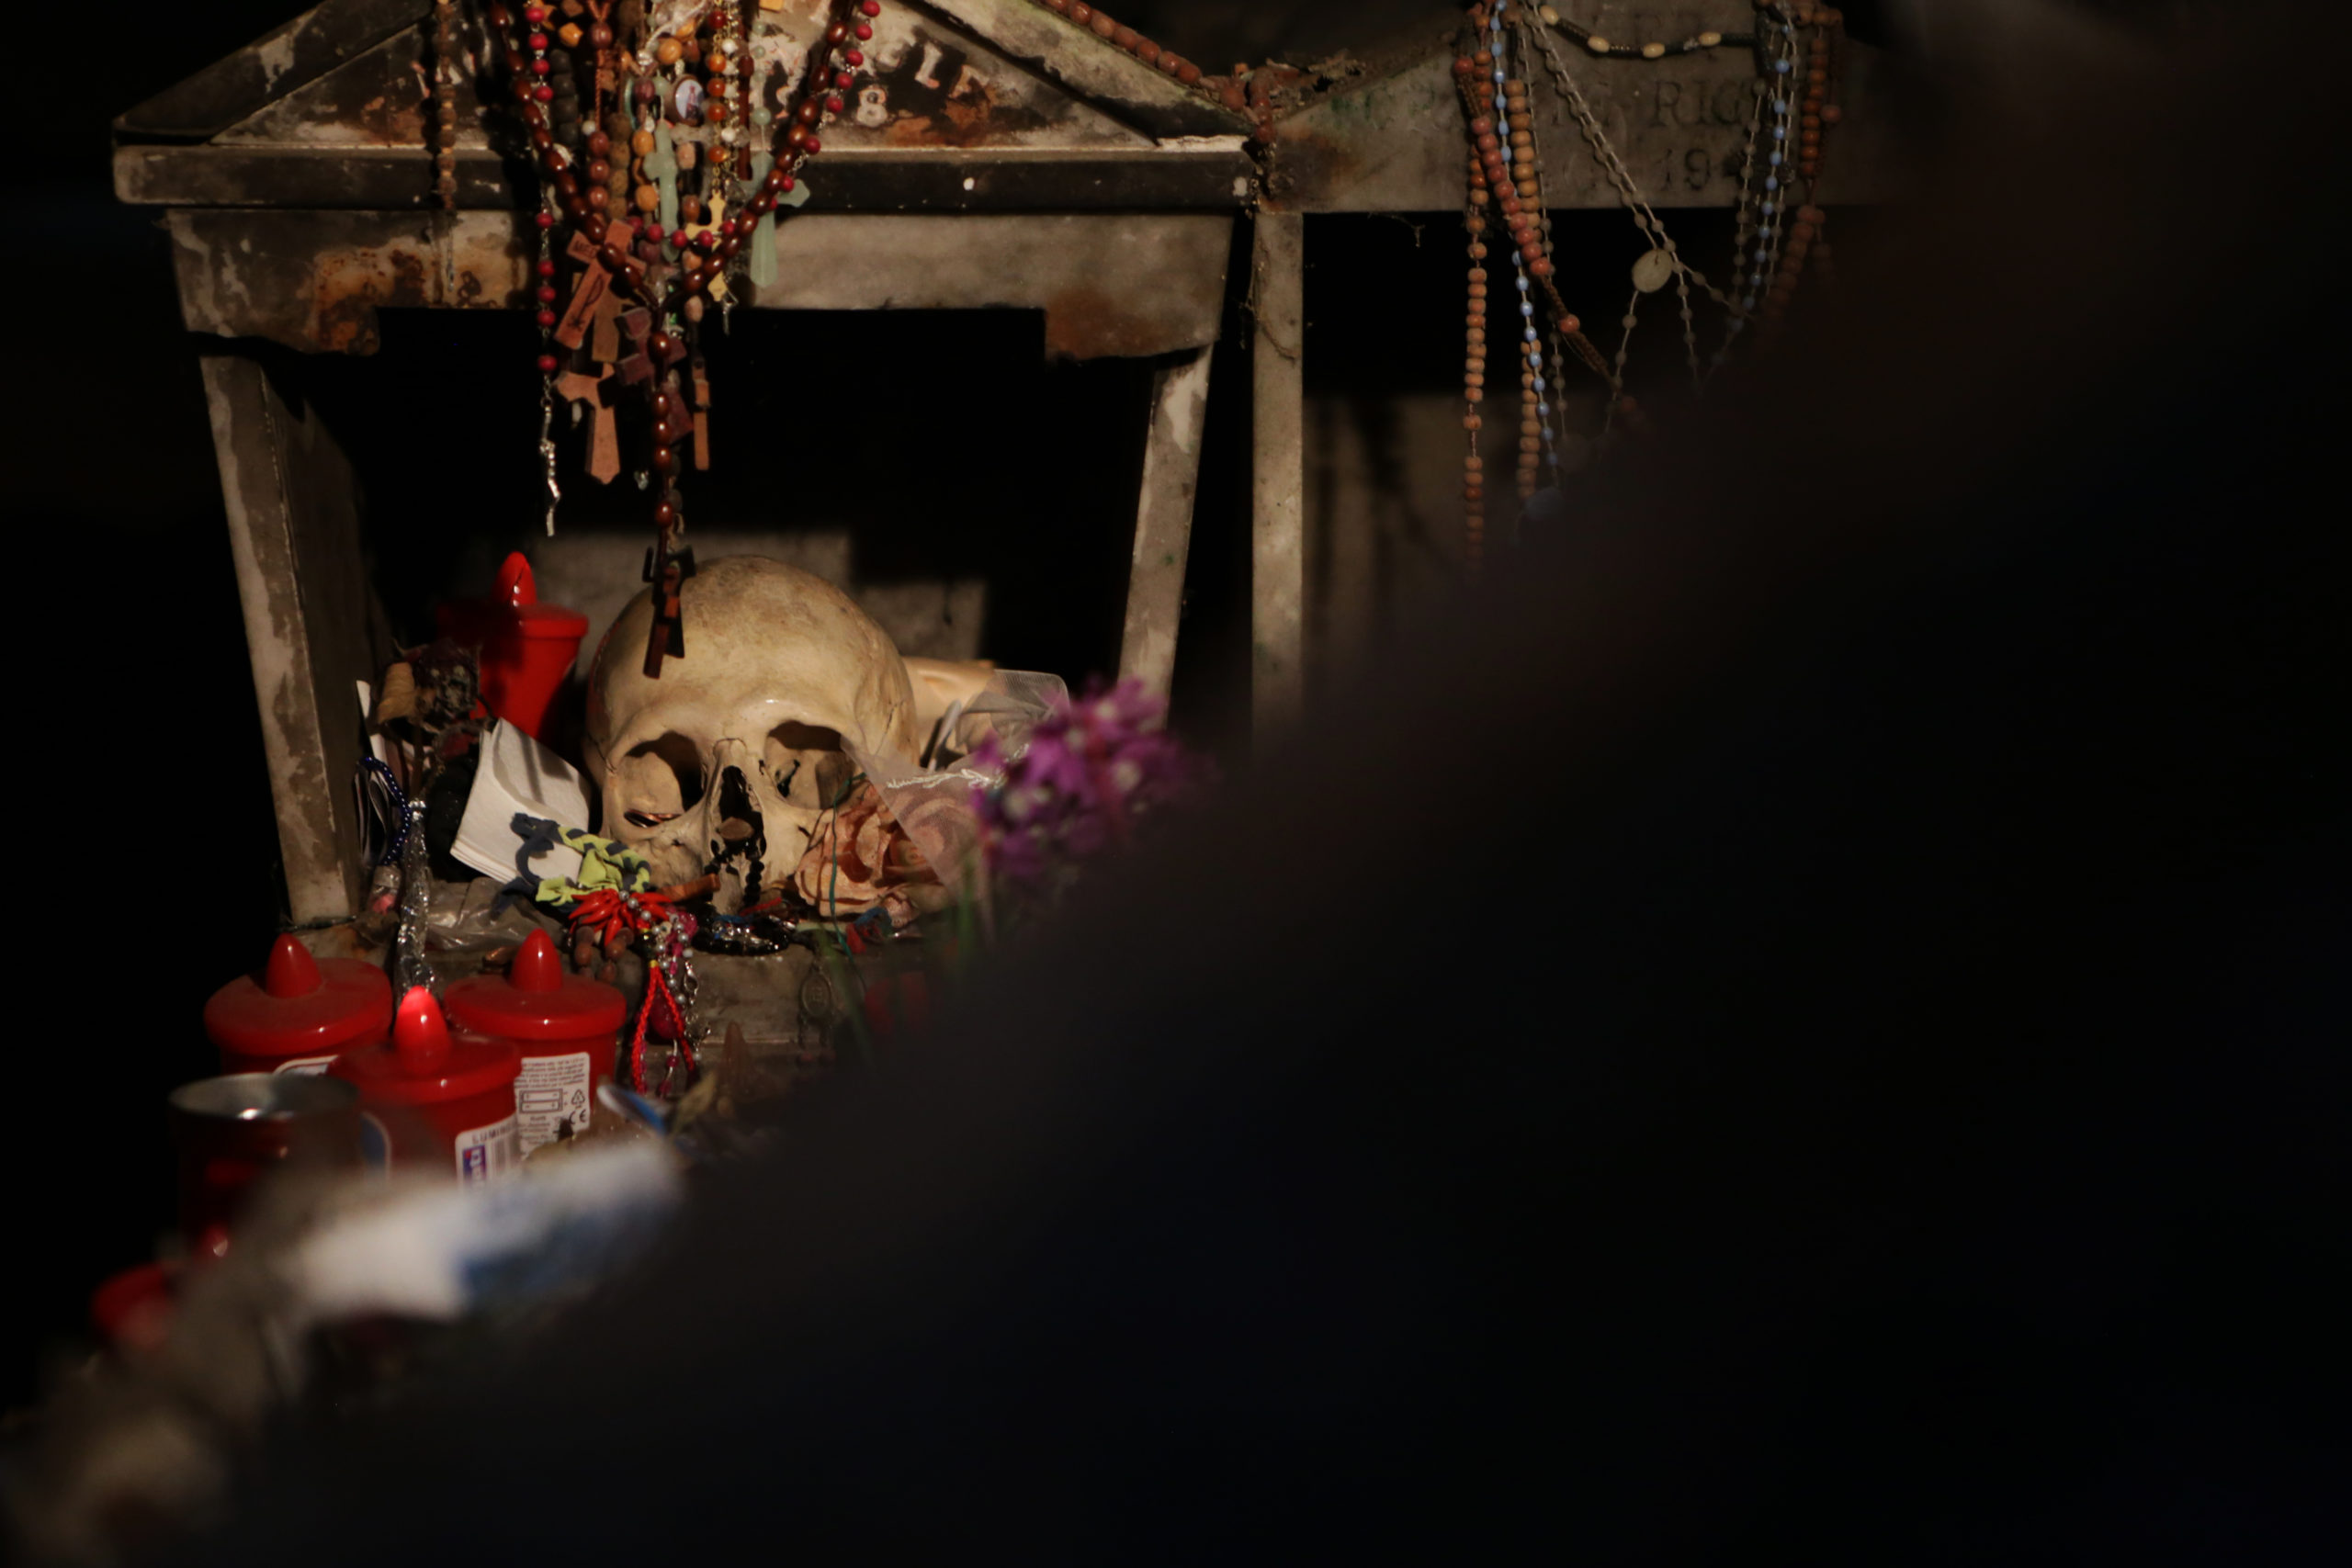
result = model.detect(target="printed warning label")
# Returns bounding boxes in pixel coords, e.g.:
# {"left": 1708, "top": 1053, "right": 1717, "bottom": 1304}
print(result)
{"left": 454, "top": 1115, "right": 518, "bottom": 1184}
{"left": 515, "top": 1051, "right": 594, "bottom": 1154}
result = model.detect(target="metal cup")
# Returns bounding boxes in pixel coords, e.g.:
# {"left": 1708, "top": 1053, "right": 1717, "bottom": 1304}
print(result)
{"left": 167, "top": 1073, "right": 363, "bottom": 1248}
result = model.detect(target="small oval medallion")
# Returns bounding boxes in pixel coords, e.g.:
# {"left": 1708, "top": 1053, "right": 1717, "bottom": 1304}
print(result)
{"left": 1631, "top": 248, "right": 1675, "bottom": 293}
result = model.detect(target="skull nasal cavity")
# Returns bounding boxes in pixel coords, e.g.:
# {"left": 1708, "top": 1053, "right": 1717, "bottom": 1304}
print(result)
{"left": 716, "top": 765, "right": 762, "bottom": 842}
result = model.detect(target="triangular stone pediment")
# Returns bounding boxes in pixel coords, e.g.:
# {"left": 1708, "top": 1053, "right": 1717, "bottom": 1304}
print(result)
{"left": 126, "top": 0, "right": 1244, "bottom": 153}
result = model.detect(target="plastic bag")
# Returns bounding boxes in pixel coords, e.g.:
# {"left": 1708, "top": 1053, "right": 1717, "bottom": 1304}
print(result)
{"left": 844, "top": 669, "right": 1066, "bottom": 898}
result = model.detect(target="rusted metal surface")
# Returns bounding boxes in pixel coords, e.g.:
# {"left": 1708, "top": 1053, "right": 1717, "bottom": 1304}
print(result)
{"left": 1269, "top": 4, "right": 1903, "bottom": 211}
{"left": 167, "top": 207, "right": 1228, "bottom": 360}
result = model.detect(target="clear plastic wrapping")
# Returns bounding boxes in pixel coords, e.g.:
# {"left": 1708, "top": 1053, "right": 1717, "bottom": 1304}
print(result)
{"left": 845, "top": 669, "right": 1066, "bottom": 897}
{"left": 391, "top": 805, "right": 438, "bottom": 995}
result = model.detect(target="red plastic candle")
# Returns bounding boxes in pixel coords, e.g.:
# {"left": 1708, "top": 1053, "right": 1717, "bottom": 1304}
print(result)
{"left": 445, "top": 930, "right": 625, "bottom": 1155}
{"left": 434, "top": 552, "right": 589, "bottom": 741}
{"left": 332, "top": 988, "right": 522, "bottom": 1183}
{"left": 204, "top": 933, "right": 393, "bottom": 1076}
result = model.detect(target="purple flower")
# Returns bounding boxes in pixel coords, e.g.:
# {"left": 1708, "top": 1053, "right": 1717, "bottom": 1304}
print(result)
{"left": 971, "top": 677, "right": 1206, "bottom": 888}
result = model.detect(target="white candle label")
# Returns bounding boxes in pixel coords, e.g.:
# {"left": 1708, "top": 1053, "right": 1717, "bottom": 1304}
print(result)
{"left": 514, "top": 1051, "right": 594, "bottom": 1154}
{"left": 455, "top": 1116, "right": 519, "bottom": 1184}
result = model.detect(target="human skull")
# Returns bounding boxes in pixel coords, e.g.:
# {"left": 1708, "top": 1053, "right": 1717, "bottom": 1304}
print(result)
{"left": 582, "top": 557, "right": 923, "bottom": 914}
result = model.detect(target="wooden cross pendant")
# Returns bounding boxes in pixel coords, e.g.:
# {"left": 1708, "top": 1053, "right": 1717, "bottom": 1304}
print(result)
{"left": 552, "top": 262, "right": 611, "bottom": 350}
{"left": 553, "top": 369, "right": 620, "bottom": 484}
{"left": 641, "top": 538, "right": 698, "bottom": 678}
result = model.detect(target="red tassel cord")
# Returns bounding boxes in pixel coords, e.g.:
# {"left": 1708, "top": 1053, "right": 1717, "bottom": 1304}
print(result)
{"left": 567, "top": 887, "right": 699, "bottom": 1095}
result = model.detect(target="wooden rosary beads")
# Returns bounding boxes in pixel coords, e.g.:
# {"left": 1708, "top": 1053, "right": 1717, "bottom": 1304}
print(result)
{"left": 1494, "top": 70, "right": 1550, "bottom": 505}
{"left": 489, "top": 0, "right": 883, "bottom": 677}
{"left": 1457, "top": 0, "right": 1613, "bottom": 564}
{"left": 1462, "top": 141, "right": 1490, "bottom": 561}
{"left": 1030, "top": 2, "right": 1214, "bottom": 92}
{"left": 1452, "top": 0, "right": 1854, "bottom": 552}
{"left": 1533, "top": 6, "right": 1754, "bottom": 58}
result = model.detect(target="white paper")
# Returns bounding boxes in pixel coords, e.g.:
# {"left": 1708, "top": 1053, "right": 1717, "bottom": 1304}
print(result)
{"left": 453, "top": 720, "right": 594, "bottom": 886}
{"left": 287, "top": 1142, "right": 682, "bottom": 1326}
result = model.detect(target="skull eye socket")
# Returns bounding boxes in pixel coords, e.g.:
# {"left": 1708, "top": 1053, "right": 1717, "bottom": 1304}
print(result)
{"left": 616, "top": 731, "right": 706, "bottom": 829}
{"left": 765, "top": 722, "right": 855, "bottom": 809}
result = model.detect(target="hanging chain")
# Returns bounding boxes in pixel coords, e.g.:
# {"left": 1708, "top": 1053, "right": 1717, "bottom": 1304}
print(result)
{"left": 1603, "top": 284, "right": 1641, "bottom": 432}
{"left": 1523, "top": 18, "right": 1724, "bottom": 404}
{"left": 1712, "top": 57, "right": 1775, "bottom": 379}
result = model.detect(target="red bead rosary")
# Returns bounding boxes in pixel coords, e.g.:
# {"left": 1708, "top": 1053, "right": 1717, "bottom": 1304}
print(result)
{"left": 487, "top": 0, "right": 884, "bottom": 679}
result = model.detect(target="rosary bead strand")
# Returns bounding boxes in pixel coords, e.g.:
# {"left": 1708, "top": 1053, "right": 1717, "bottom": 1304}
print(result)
{"left": 1752, "top": 16, "right": 1801, "bottom": 331}
{"left": 1736, "top": 12, "right": 1798, "bottom": 323}
{"left": 535, "top": 189, "right": 563, "bottom": 533}
{"left": 431, "top": 2, "right": 460, "bottom": 209}
{"left": 1463, "top": 133, "right": 1490, "bottom": 568}
{"left": 491, "top": 0, "right": 884, "bottom": 672}
{"left": 1808, "top": 5, "right": 1843, "bottom": 288}
{"left": 1028, "top": 2, "right": 1229, "bottom": 107}
{"left": 519, "top": 4, "right": 564, "bottom": 540}
{"left": 1759, "top": 6, "right": 1843, "bottom": 339}
{"left": 1481, "top": 18, "right": 1547, "bottom": 503}
{"left": 1533, "top": 6, "right": 1753, "bottom": 57}
{"left": 1455, "top": 24, "right": 1605, "bottom": 394}
{"left": 1444, "top": 0, "right": 1853, "bottom": 494}
{"left": 1518, "top": 43, "right": 1572, "bottom": 479}
{"left": 1712, "top": 53, "right": 1777, "bottom": 375}
{"left": 493, "top": 2, "right": 873, "bottom": 326}
{"left": 733, "top": 0, "right": 755, "bottom": 182}
{"left": 1522, "top": 8, "right": 1725, "bottom": 401}
{"left": 1603, "top": 285, "right": 1641, "bottom": 432}
{"left": 1500, "top": 24, "right": 1574, "bottom": 485}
